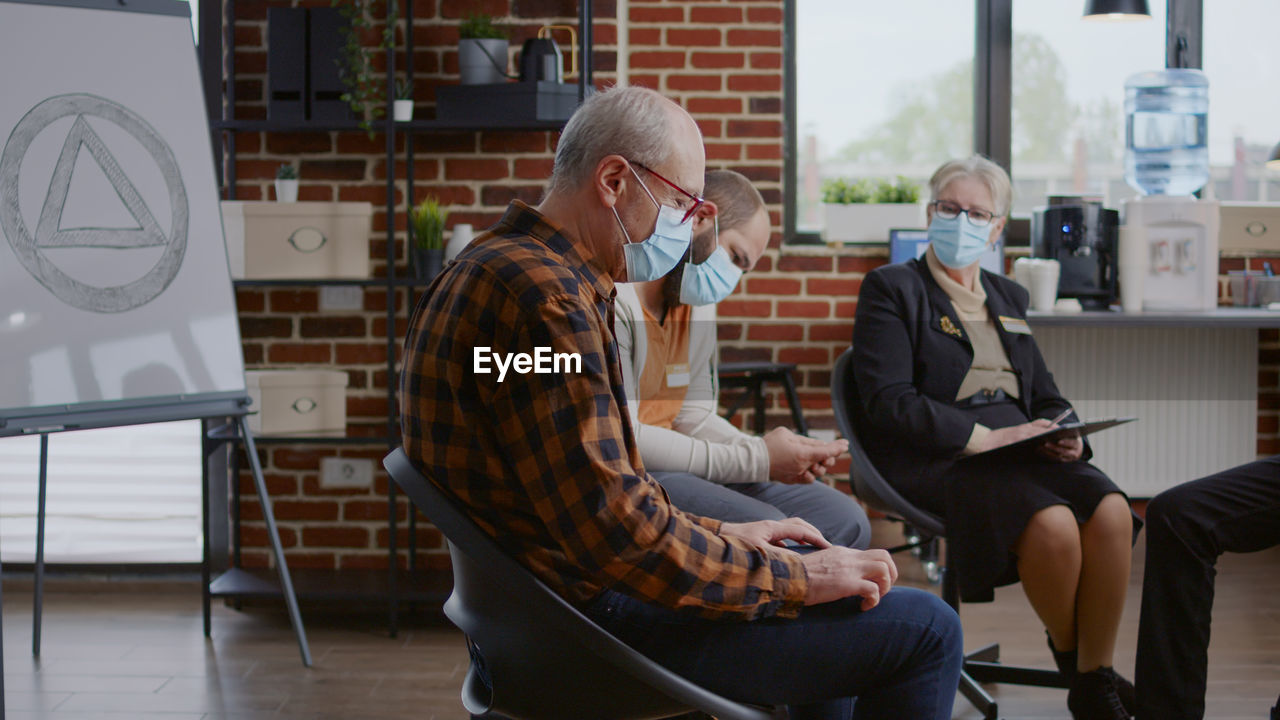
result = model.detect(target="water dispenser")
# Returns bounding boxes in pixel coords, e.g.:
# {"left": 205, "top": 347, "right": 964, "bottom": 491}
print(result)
{"left": 1120, "top": 69, "right": 1219, "bottom": 312}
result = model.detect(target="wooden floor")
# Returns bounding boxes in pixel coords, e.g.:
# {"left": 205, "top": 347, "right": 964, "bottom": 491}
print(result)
{"left": 2, "top": 520, "right": 1278, "bottom": 719}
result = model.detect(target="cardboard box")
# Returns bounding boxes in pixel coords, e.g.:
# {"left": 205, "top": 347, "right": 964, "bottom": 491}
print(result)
{"left": 245, "top": 369, "right": 348, "bottom": 436}
{"left": 221, "top": 201, "right": 372, "bottom": 280}
{"left": 1219, "top": 202, "right": 1280, "bottom": 253}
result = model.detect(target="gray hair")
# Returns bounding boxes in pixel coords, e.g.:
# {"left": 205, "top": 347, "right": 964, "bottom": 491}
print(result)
{"left": 548, "top": 85, "right": 674, "bottom": 195}
{"left": 928, "top": 155, "right": 1013, "bottom": 217}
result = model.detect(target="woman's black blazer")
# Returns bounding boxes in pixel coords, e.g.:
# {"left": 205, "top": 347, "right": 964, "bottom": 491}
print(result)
{"left": 848, "top": 257, "right": 1084, "bottom": 494}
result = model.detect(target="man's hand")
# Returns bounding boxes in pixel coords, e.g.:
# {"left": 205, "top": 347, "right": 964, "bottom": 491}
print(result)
{"left": 764, "top": 427, "right": 849, "bottom": 484}
{"left": 980, "top": 419, "right": 1054, "bottom": 453}
{"left": 801, "top": 547, "right": 898, "bottom": 610}
{"left": 720, "top": 517, "right": 832, "bottom": 551}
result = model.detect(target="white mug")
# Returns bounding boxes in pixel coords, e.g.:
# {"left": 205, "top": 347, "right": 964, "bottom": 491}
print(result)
{"left": 1013, "top": 257, "right": 1035, "bottom": 292}
{"left": 1028, "top": 259, "right": 1061, "bottom": 312}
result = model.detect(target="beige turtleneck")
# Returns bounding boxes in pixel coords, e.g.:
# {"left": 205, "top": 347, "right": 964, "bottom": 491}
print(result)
{"left": 925, "top": 248, "right": 1020, "bottom": 454}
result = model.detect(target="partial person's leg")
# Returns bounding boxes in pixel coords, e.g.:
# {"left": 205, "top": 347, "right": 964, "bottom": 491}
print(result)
{"left": 651, "top": 471, "right": 787, "bottom": 523}
{"left": 1014, "top": 504, "right": 1083, "bottom": 652}
{"left": 1136, "top": 457, "right": 1280, "bottom": 720}
{"left": 585, "top": 587, "right": 963, "bottom": 720}
{"left": 1075, "top": 492, "right": 1134, "bottom": 672}
{"left": 728, "top": 481, "right": 872, "bottom": 549}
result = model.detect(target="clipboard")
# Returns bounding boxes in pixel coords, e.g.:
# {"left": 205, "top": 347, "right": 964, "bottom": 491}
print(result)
{"left": 961, "top": 417, "right": 1138, "bottom": 461}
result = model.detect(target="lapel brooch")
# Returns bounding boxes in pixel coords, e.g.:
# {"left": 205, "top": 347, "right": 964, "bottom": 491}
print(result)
{"left": 940, "top": 316, "right": 962, "bottom": 338}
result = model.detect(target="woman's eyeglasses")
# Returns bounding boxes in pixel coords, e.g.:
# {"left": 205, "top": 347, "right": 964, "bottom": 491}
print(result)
{"left": 932, "top": 200, "right": 995, "bottom": 227}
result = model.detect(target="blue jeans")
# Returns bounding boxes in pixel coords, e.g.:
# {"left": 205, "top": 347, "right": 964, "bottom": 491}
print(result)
{"left": 651, "top": 471, "right": 873, "bottom": 550}
{"left": 585, "top": 586, "right": 962, "bottom": 720}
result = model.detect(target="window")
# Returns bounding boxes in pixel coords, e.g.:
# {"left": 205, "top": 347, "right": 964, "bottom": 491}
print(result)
{"left": 786, "top": 0, "right": 1280, "bottom": 237}
{"left": 1009, "top": 0, "right": 1167, "bottom": 215}
{"left": 1201, "top": 0, "right": 1280, "bottom": 202}
{"left": 792, "top": 0, "right": 974, "bottom": 236}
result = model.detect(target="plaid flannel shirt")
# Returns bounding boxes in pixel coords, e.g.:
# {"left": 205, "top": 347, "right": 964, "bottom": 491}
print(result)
{"left": 401, "top": 201, "right": 808, "bottom": 621}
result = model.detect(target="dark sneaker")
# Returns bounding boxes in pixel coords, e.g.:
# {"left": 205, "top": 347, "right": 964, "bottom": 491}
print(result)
{"left": 1067, "top": 667, "right": 1132, "bottom": 720}
{"left": 1097, "top": 666, "right": 1136, "bottom": 716}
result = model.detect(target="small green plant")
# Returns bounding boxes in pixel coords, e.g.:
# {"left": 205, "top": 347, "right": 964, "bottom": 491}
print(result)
{"left": 459, "top": 13, "right": 506, "bottom": 40}
{"left": 410, "top": 196, "right": 448, "bottom": 250}
{"left": 275, "top": 164, "right": 298, "bottom": 180}
{"left": 395, "top": 77, "right": 412, "bottom": 100}
{"left": 822, "top": 176, "right": 919, "bottom": 204}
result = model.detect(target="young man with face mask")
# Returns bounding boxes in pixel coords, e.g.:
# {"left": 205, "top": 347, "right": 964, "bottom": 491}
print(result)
{"left": 614, "top": 170, "right": 870, "bottom": 549}
{"left": 402, "top": 86, "right": 962, "bottom": 719}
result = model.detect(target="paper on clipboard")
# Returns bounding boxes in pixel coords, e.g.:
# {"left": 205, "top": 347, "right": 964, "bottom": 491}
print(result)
{"left": 960, "top": 417, "right": 1138, "bottom": 461}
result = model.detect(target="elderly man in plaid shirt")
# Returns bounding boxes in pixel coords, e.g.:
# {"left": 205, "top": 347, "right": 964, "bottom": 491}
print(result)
{"left": 402, "top": 85, "right": 962, "bottom": 720}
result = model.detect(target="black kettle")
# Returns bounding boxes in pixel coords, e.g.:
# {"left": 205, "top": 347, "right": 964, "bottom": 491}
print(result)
{"left": 520, "top": 36, "right": 562, "bottom": 83}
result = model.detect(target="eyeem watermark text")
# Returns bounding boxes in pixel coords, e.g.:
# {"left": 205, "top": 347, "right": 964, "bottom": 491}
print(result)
{"left": 474, "top": 347, "right": 583, "bottom": 382}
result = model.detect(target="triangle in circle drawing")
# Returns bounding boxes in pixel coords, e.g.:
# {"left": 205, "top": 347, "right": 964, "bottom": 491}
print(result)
{"left": 35, "top": 115, "right": 167, "bottom": 249}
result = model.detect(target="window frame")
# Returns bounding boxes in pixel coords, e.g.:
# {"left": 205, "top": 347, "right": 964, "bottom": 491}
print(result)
{"left": 783, "top": 0, "right": 1203, "bottom": 243}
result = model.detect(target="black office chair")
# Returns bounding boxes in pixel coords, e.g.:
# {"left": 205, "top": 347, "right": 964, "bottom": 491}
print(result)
{"left": 382, "top": 448, "right": 776, "bottom": 720}
{"left": 831, "top": 347, "right": 1067, "bottom": 720}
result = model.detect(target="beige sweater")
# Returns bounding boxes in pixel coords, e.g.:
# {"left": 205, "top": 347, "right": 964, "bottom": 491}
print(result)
{"left": 613, "top": 283, "right": 770, "bottom": 484}
{"left": 925, "top": 249, "right": 1019, "bottom": 454}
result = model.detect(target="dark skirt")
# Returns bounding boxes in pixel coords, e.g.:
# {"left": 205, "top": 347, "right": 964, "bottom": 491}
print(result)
{"left": 902, "top": 401, "right": 1141, "bottom": 603}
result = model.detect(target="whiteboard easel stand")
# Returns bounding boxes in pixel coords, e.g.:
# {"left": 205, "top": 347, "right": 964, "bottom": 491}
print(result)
{"left": 14, "top": 410, "right": 311, "bottom": 669}
{"left": 1, "top": 503, "right": 6, "bottom": 720}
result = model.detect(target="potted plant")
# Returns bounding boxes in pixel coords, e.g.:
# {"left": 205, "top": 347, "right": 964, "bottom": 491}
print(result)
{"left": 409, "top": 195, "right": 448, "bottom": 280}
{"left": 458, "top": 13, "right": 509, "bottom": 85}
{"left": 333, "top": 0, "right": 396, "bottom": 135}
{"left": 275, "top": 164, "right": 299, "bottom": 203}
{"left": 393, "top": 78, "right": 413, "bottom": 122}
{"left": 820, "top": 176, "right": 924, "bottom": 244}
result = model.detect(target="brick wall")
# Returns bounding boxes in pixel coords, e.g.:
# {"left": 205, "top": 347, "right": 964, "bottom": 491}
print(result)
{"left": 227, "top": 0, "right": 1277, "bottom": 571}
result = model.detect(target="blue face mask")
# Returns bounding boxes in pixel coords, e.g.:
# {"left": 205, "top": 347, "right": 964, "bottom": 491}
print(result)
{"left": 613, "top": 165, "right": 693, "bottom": 283}
{"left": 928, "top": 213, "right": 991, "bottom": 269}
{"left": 679, "top": 219, "right": 743, "bottom": 306}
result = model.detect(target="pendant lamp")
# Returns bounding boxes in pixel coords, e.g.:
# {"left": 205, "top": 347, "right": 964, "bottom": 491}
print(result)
{"left": 1083, "top": 0, "right": 1152, "bottom": 20}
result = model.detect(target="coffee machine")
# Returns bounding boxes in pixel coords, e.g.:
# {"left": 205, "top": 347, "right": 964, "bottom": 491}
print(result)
{"left": 1031, "top": 200, "right": 1120, "bottom": 310}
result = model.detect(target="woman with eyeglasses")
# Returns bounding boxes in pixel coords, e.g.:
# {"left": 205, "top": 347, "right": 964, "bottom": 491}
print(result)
{"left": 846, "top": 156, "right": 1140, "bottom": 720}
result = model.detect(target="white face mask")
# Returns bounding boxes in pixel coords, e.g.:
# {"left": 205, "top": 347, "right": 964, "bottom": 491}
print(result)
{"left": 678, "top": 219, "right": 743, "bottom": 306}
{"left": 612, "top": 165, "right": 693, "bottom": 283}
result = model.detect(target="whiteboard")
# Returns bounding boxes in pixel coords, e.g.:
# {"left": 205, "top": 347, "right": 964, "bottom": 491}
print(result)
{"left": 0, "top": 0, "right": 246, "bottom": 433}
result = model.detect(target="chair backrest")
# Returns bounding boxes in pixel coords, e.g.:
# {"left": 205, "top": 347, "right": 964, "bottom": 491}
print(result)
{"left": 382, "top": 448, "right": 776, "bottom": 720}
{"left": 831, "top": 347, "right": 945, "bottom": 538}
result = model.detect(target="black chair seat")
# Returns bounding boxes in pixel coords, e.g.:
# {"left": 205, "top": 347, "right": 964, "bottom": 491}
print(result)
{"left": 383, "top": 448, "right": 776, "bottom": 720}
{"left": 830, "top": 347, "right": 1067, "bottom": 720}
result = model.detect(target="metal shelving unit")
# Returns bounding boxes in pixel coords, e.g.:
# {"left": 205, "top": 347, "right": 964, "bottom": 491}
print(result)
{"left": 201, "top": 0, "right": 594, "bottom": 636}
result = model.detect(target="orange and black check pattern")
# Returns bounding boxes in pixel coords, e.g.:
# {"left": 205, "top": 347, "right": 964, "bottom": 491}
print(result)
{"left": 401, "top": 202, "right": 807, "bottom": 621}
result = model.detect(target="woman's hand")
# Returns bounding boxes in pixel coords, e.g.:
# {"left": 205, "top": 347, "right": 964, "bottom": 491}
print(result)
{"left": 980, "top": 419, "right": 1054, "bottom": 453}
{"left": 1038, "top": 432, "right": 1084, "bottom": 462}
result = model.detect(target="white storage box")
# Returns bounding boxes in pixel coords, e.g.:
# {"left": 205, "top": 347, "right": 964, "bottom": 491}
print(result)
{"left": 245, "top": 369, "right": 348, "bottom": 435}
{"left": 221, "top": 201, "right": 372, "bottom": 280}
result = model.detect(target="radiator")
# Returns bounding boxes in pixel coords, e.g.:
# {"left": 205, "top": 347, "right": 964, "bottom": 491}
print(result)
{"left": 1032, "top": 327, "right": 1258, "bottom": 498}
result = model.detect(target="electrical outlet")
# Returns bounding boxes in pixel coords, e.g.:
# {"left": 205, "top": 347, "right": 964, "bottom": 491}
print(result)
{"left": 320, "top": 457, "right": 373, "bottom": 489}
{"left": 319, "top": 285, "right": 363, "bottom": 311}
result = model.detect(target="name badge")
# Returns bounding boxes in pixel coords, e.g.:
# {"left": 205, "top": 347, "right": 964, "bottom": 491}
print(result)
{"left": 999, "top": 316, "right": 1032, "bottom": 335}
{"left": 666, "top": 363, "right": 690, "bottom": 388}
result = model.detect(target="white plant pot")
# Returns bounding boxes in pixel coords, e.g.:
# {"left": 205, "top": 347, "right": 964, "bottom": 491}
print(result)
{"left": 821, "top": 202, "right": 925, "bottom": 244}
{"left": 445, "top": 223, "right": 474, "bottom": 262}
{"left": 393, "top": 99, "right": 414, "bottom": 122}
{"left": 458, "top": 38, "right": 508, "bottom": 85}
{"left": 274, "top": 178, "right": 298, "bottom": 203}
